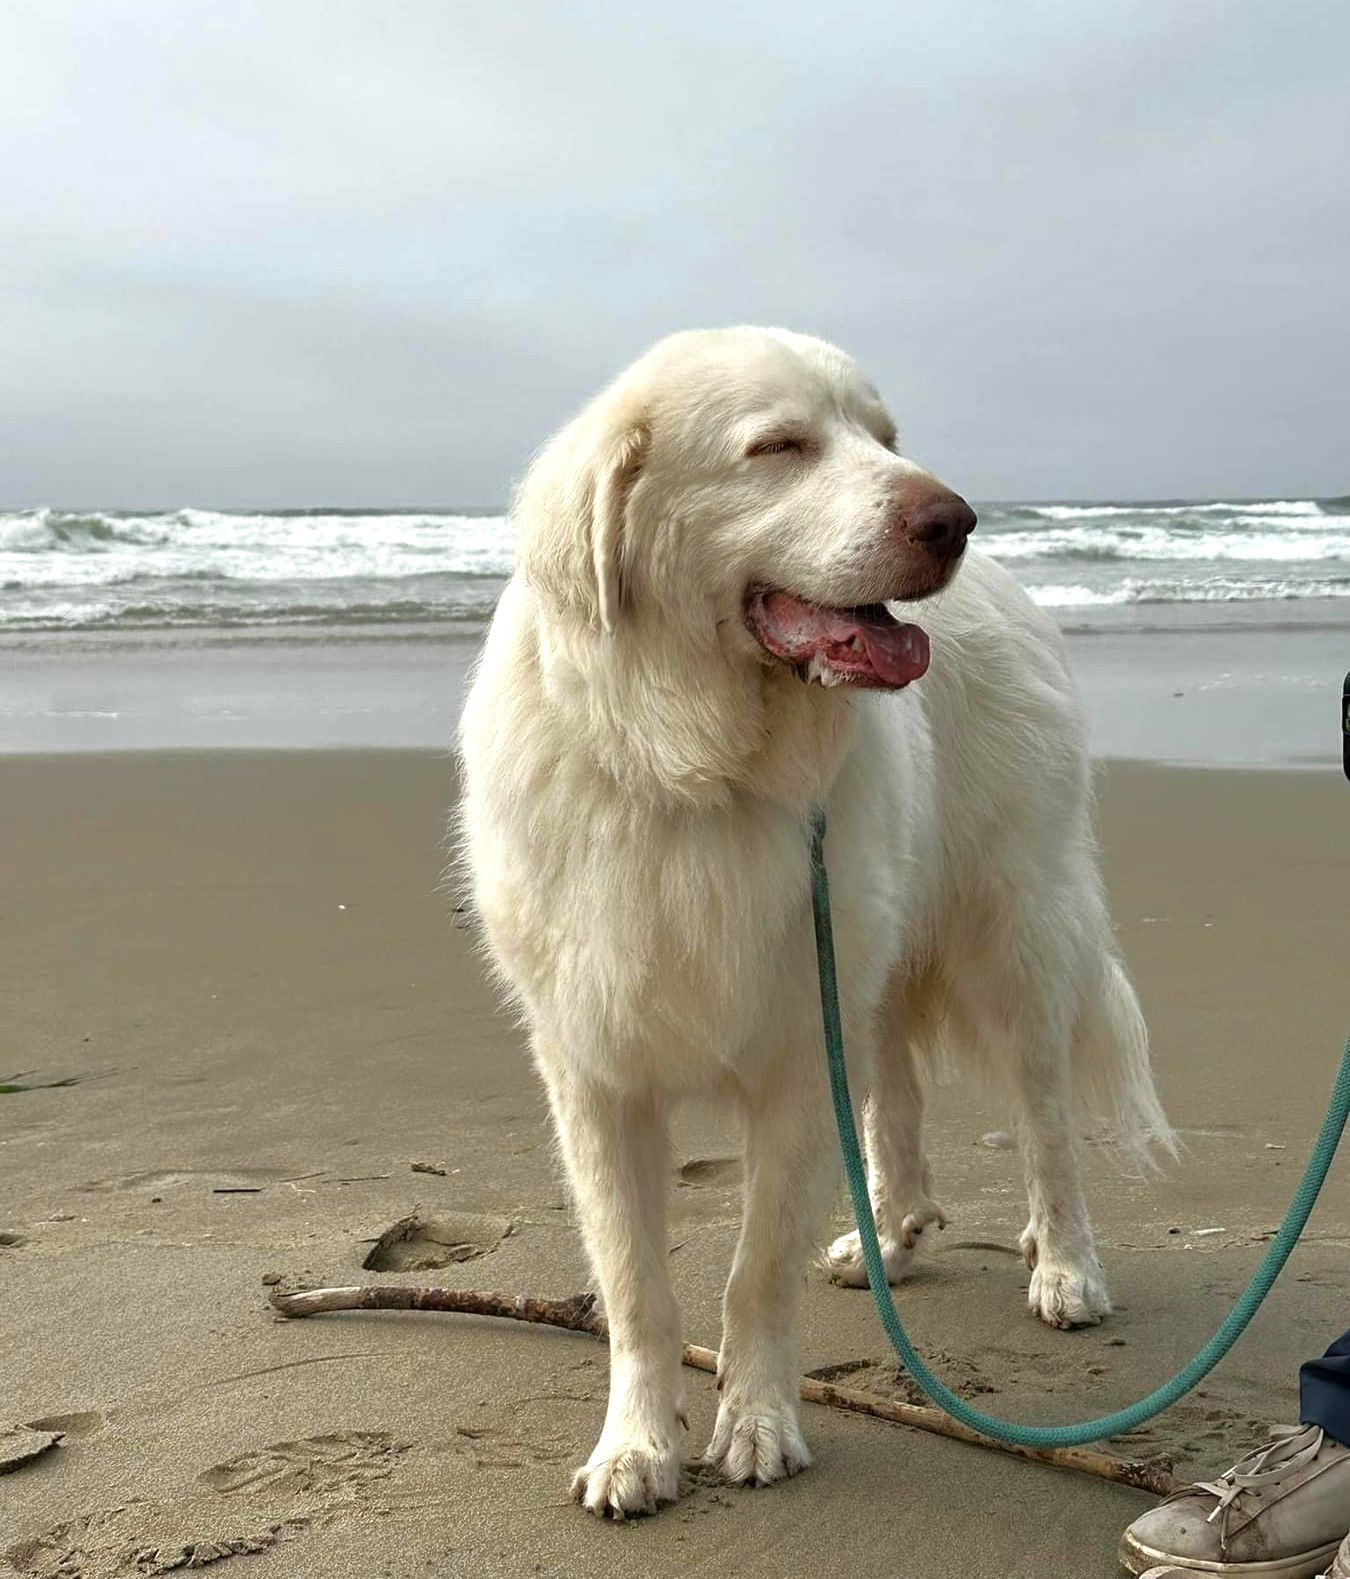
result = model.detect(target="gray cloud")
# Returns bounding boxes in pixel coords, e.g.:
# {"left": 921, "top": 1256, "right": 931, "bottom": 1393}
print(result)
{"left": 2, "top": 0, "right": 1347, "bottom": 506}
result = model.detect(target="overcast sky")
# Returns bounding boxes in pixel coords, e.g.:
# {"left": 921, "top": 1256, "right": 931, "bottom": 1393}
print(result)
{"left": 3, "top": 1, "right": 1347, "bottom": 508}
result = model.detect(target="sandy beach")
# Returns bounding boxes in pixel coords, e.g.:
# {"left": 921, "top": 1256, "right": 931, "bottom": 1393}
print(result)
{"left": 2, "top": 748, "right": 1347, "bottom": 1578}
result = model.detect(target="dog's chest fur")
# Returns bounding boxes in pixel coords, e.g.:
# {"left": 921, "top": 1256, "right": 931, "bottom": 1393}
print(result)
{"left": 471, "top": 782, "right": 819, "bottom": 1086}
{"left": 463, "top": 651, "right": 931, "bottom": 1090}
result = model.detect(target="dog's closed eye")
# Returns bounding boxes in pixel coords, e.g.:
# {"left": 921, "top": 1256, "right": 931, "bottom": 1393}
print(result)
{"left": 746, "top": 434, "right": 806, "bottom": 458}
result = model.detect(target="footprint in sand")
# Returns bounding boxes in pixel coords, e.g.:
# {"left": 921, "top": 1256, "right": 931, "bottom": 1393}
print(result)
{"left": 27, "top": 1410, "right": 103, "bottom": 1439}
{"left": 130, "top": 1529, "right": 297, "bottom": 1575}
{"left": 1112, "top": 1400, "right": 1271, "bottom": 1478}
{"left": 361, "top": 1210, "right": 513, "bottom": 1272}
{"left": 11, "top": 1434, "right": 391, "bottom": 1575}
{"left": 7, "top": 1506, "right": 129, "bottom": 1577}
{"left": 7, "top": 1506, "right": 299, "bottom": 1577}
{"left": 451, "top": 1422, "right": 576, "bottom": 1470}
{"left": 806, "top": 1352, "right": 1001, "bottom": 1403}
{"left": 199, "top": 1431, "right": 407, "bottom": 1497}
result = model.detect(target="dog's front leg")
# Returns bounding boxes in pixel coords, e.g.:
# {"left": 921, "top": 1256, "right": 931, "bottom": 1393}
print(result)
{"left": 705, "top": 1050, "right": 837, "bottom": 1487}
{"left": 539, "top": 1053, "right": 684, "bottom": 1517}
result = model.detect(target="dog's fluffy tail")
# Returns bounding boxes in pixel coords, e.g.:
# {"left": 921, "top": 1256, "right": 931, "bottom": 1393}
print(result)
{"left": 1074, "top": 954, "right": 1176, "bottom": 1167}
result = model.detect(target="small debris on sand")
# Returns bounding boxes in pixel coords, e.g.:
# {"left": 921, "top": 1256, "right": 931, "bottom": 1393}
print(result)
{"left": 0, "top": 1422, "right": 63, "bottom": 1473}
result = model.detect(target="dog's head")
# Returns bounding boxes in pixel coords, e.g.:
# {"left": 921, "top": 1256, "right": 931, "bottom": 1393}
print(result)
{"left": 516, "top": 326, "right": 974, "bottom": 692}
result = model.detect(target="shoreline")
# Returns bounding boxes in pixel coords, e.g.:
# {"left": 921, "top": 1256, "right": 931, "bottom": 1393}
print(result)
{"left": 2, "top": 617, "right": 1347, "bottom": 767}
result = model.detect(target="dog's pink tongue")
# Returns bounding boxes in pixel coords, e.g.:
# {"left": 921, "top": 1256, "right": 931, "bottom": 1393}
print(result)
{"left": 850, "top": 610, "right": 930, "bottom": 686}
{"left": 757, "top": 593, "right": 930, "bottom": 687}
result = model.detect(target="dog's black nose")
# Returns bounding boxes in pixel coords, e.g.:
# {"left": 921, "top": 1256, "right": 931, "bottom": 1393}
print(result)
{"left": 907, "top": 493, "right": 977, "bottom": 555}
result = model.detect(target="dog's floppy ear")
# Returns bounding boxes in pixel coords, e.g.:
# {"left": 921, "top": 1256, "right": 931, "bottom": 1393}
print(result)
{"left": 589, "top": 418, "right": 648, "bottom": 634}
{"left": 516, "top": 394, "right": 650, "bottom": 634}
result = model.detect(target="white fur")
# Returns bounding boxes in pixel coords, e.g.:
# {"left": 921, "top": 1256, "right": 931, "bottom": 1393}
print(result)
{"left": 457, "top": 327, "right": 1171, "bottom": 1517}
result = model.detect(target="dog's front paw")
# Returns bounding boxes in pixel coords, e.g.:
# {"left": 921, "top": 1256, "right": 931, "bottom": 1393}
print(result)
{"left": 703, "top": 1393, "right": 811, "bottom": 1487}
{"left": 571, "top": 1433, "right": 681, "bottom": 1519}
{"left": 1024, "top": 1242, "right": 1112, "bottom": 1329}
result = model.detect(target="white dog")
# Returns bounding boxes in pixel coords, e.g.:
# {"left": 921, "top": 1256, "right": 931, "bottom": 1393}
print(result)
{"left": 457, "top": 327, "right": 1171, "bottom": 1518}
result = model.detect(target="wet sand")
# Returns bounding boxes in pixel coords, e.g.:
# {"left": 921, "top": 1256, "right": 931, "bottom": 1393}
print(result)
{"left": 2, "top": 751, "right": 1347, "bottom": 1577}
{"left": 2, "top": 615, "right": 1346, "bottom": 767}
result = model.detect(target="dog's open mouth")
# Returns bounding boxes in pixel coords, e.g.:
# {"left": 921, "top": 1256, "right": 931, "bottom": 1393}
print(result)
{"left": 745, "top": 590, "right": 930, "bottom": 690}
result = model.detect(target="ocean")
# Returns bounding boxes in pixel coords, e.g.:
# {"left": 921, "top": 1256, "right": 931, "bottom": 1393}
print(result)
{"left": 2, "top": 497, "right": 1348, "bottom": 637}
{"left": 3, "top": 496, "right": 1345, "bottom": 763}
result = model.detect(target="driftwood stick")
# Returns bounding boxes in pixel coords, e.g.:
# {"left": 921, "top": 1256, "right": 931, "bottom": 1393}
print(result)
{"left": 795, "top": 1375, "right": 1178, "bottom": 1497}
{"left": 269, "top": 1284, "right": 1179, "bottom": 1498}
{"left": 271, "top": 1284, "right": 606, "bottom": 1333}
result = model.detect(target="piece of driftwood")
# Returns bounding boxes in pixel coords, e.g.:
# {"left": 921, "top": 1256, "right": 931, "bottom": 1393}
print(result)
{"left": 268, "top": 1284, "right": 1180, "bottom": 1497}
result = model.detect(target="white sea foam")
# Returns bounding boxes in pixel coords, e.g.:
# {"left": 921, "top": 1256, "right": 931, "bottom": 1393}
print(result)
{"left": 1, "top": 499, "right": 1345, "bottom": 632}
{"left": 979, "top": 525, "right": 1350, "bottom": 562}
{"left": 1024, "top": 498, "right": 1329, "bottom": 521}
{"left": 1023, "top": 577, "right": 1350, "bottom": 608}
{"left": 0, "top": 508, "right": 515, "bottom": 583}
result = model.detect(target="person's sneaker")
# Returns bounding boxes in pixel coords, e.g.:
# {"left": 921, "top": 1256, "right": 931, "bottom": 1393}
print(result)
{"left": 1137, "top": 1546, "right": 1350, "bottom": 1579}
{"left": 1120, "top": 1423, "right": 1350, "bottom": 1576}
{"left": 1137, "top": 1545, "right": 1350, "bottom": 1579}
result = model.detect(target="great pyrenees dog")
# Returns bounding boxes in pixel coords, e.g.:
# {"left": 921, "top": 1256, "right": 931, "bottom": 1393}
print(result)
{"left": 458, "top": 326, "right": 1170, "bottom": 1518}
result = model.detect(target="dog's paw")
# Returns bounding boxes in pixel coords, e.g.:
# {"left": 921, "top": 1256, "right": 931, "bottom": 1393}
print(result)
{"left": 571, "top": 1433, "right": 681, "bottom": 1519}
{"left": 825, "top": 1198, "right": 945, "bottom": 1287}
{"left": 703, "top": 1393, "right": 811, "bottom": 1487}
{"left": 824, "top": 1228, "right": 913, "bottom": 1286}
{"left": 1025, "top": 1246, "right": 1112, "bottom": 1330}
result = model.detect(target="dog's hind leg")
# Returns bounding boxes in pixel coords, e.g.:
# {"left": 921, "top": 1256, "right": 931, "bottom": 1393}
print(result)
{"left": 1013, "top": 1026, "right": 1112, "bottom": 1330}
{"left": 970, "top": 906, "right": 1113, "bottom": 1330}
{"left": 824, "top": 969, "right": 948, "bottom": 1288}
{"left": 537, "top": 1049, "right": 685, "bottom": 1517}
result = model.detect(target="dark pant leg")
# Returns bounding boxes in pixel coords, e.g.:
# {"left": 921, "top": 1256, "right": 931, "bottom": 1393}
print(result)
{"left": 1300, "top": 1330, "right": 1350, "bottom": 1448}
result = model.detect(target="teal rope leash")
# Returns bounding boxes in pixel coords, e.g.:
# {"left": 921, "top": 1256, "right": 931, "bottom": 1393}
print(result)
{"left": 810, "top": 810, "right": 1350, "bottom": 1450}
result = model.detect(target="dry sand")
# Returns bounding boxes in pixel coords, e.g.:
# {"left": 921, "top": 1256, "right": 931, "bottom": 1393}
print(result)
{"left": 2, "top": 751, "right": 1347, "bottom": 1578}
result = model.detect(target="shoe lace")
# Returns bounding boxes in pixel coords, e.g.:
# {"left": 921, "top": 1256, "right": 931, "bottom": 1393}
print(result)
{"left": 1194, "top": 1425, "right": 1326, "bottom": 1545}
